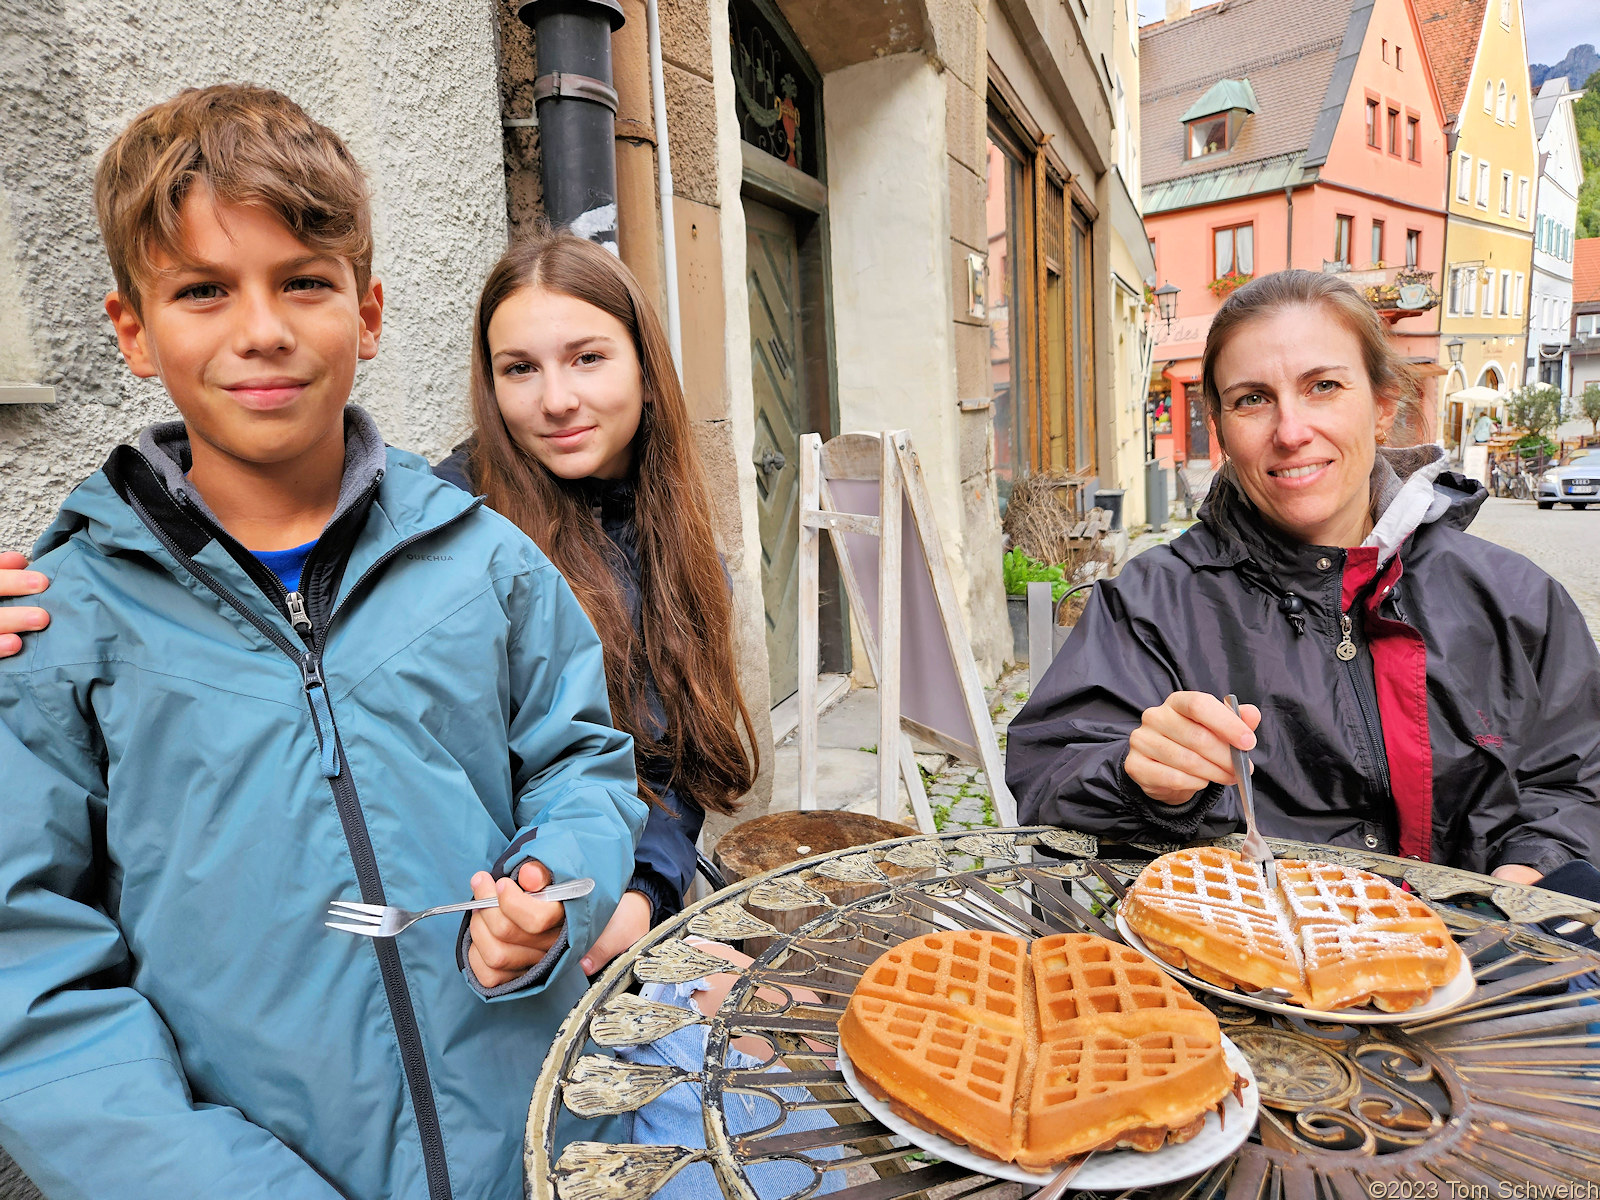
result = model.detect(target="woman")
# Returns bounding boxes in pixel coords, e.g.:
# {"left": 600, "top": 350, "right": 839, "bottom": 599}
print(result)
{"left": 1007, "top": 270, "right": 1600, "bottom": 882}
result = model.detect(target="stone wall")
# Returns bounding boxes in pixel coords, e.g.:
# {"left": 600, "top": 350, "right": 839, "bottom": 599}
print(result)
{"left": 0, "top": 0, "right": 508, "bottom": 551}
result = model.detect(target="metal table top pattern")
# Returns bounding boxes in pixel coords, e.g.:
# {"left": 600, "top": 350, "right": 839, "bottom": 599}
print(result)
{"left": 528, "top": 828, "right": 1600, "bottom": 1200}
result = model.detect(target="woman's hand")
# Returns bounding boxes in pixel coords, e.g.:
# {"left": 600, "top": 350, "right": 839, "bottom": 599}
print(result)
{"left": 465, "top": 860, "right": 568, "bottom": 989}
{"left": 1490, "top": 863, "right": 1543, "bottom": 885}
{"left": 0, "top": 553, "right": 49, "bottom": 658}
{"left": 1126, "top": 691, "right": 1261, "bottom": 806}
{"left": 580, "top": 889, "right": 653, "bottom": 975}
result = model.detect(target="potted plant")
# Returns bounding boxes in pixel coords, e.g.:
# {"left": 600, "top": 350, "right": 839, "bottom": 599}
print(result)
{"left": 1208, "top": 271, "right": 1252, "bottom": 299}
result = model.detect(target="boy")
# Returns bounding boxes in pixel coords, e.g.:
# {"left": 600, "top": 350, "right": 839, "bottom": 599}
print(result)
{"left": 0, "top": 85, "right": 645, "bottom": 1198}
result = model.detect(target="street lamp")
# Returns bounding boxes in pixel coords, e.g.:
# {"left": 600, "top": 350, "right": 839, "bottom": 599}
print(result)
{"left": 1446, "top": 338, "right": 1464, "bottom": 366}
{"left": 1154, "top": 282, "right": 1180, "bottom": 332}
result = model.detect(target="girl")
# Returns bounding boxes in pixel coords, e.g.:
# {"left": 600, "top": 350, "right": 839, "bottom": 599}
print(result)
{"left": 444, "top": 229, "right": 761, "bottom": 974}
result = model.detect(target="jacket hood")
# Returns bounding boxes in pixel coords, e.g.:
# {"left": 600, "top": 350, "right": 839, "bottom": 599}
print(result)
{"left": 31, "top": 406, "right": 445, "bottom": 564}
{"left": 1179, "top": 445, "right": 1486, "bottom": 573}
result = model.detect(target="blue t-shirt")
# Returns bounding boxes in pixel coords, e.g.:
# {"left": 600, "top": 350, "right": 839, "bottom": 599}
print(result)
{"left": 251, "top": 539, "right": 317, "bottom": 594}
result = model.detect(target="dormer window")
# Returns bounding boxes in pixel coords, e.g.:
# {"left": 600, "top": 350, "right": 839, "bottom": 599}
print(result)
{"left": 1182, "top": 79, "right": 1258, "bottom": 160}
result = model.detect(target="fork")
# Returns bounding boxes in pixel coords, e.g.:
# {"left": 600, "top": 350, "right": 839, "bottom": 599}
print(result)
{"left": 325, "top": 878, "right": 596, "bottom": 938}
{"left": 1224, "top": 694, "right": 1277, "bottom": 890}
{"left": 1033, "top": 1151, "right": 1095, "bottom": 1198}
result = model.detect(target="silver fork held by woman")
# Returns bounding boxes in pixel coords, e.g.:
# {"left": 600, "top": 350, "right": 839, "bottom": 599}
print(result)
{"left": 1223, "top": 694, "right": 1276, "bottom": 889}
{"left": 325, "top": 877, "right": 596, "bottom": 938}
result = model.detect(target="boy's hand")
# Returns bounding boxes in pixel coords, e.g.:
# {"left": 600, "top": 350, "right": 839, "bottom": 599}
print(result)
{"left": 580, "top": 890, "right": 653, "bottom": 976}
{"left": 465, "top": 860, "right": 567, "bottom": 989}
{"left": 0, "top": 553, "right": 50, "bottom": 658}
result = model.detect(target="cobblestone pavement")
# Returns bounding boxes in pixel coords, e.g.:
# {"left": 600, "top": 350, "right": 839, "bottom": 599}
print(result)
{"left": 1467, "top": 496, "right": 1600, "bottom": 636}
{"left": 921, "top": 664, "right": 1031, "bottom": 835}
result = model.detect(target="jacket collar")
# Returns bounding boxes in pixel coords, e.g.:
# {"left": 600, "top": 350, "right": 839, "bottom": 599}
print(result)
{"left": 1177, "top": 446, "right": 1486, "bottom": 578}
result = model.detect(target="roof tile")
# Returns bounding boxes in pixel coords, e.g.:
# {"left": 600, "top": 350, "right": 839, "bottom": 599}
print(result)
{"left": 1412, "top": 0, "right": 1487, "bottom": 124}
{"left": 1574, "top": 238, "right": 1600, "bottom": 306}
{"left": 1140, "top": 0, "right": 1354, "bottom": 187}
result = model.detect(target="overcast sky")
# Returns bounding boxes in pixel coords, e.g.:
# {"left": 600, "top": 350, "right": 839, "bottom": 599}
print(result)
{"left": 1134, "top": 0, "right": 1596, "bottom": 67}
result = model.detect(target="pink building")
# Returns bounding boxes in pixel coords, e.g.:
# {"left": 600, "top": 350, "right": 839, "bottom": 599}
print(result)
{"left": 1141, "top": 0, "right": 1450, "bottom": 465}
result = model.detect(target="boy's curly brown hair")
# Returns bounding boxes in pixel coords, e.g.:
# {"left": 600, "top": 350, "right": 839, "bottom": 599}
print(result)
{"left": 94, "top": 84, "right": 372, "bottom": 315}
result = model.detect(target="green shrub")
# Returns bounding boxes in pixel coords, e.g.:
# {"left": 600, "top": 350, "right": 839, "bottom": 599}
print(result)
{"left": 1002, "top": 548, "right": 1070, "bottom": 602}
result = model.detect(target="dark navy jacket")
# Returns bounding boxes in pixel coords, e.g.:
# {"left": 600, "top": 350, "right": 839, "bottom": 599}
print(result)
{"left": 435, "top": 447, "right": 700, "bottom": 923}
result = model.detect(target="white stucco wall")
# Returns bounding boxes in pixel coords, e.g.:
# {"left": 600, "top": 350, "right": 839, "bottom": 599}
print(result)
{"left": 0, "top": 0, "right": 508, "bottom": 550}
{"left": 822, "top": 51, "right": 1008, "bottom": 679}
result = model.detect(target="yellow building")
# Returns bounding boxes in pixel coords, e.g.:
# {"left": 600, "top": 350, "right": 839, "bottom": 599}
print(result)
{"left": 1419, "top": 0, "right": 1538, "bottom": 455}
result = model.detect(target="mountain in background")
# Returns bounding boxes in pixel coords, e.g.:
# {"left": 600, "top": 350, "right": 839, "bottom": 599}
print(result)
{"left": 1531, "top": 43, "right": 1599, "bottom": 90}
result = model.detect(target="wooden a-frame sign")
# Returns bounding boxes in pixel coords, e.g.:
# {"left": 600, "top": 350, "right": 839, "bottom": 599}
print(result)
{"left": 797, "top": 430, "right": 1017, "bottom": 832}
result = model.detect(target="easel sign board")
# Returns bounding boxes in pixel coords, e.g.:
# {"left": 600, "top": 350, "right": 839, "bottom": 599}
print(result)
{"left": 827, "top": 479, "right": 982, "bottom": 760}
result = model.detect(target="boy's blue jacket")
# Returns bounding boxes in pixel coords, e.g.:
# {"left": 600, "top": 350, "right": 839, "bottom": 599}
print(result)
{"left": 0, "top": 422, "right": 646, "bottom": 1199}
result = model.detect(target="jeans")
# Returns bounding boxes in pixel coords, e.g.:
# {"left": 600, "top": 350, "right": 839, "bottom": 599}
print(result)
{"left": 619, "top": 978, "right": 844, "bottom": 1200}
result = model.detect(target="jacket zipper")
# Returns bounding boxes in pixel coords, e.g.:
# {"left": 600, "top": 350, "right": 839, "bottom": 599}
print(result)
{"left": 127, "top": 483, "right": 482, "bottom": 1200}
{"left": 1336, "top": 605, "right": 1394, "bottom": 807}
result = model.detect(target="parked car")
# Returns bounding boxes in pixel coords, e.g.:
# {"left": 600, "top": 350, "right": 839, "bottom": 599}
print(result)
{"left": 1538, "top": 452, "right": 1600, "bottom": 510}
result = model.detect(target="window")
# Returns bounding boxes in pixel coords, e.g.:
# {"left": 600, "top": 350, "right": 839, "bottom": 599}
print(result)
{"left": 1514, "top": 272, "right": 1524, "bottom": 316}
{"left": 1496, "top": 80, "right": 1507, "bottom": 123}
{"left": 1517, "top": 177, "right": 1530, "bottom": 220}
{"left": 1405, "top": 229, "right": 1420, "bottom": 267}
{"left": 1187, "top": 114, "right": 1229, "bottom": 157}
{"left": 1500, "top": 170, "right": 1512, "bottom": 215}
{"left": 986, "top": 119, "right": 1033, "bottom": 502}
{"left": 1456, "top": 153, "right": 1472, "bottom": 201}
{"left": 1580, "top": 313, "right": 1599, "bottom": 337}
{"left": 1365, "top": 98, "right": 1379, "bottom": 147}
{"left": 1213, "top": 222, "right": 1254, "bottom": 278}
{"left": 1500, "top": 0, "right": 1511, "bottom": 27}
{"left": 1510, "top": 92, "right": 1518, "bottom": 125}
{"left": 1395, "top": 45, "right": 1403, "bottom": 71}
{"left": 1477, "top": 160, "right": 1491, "bottom": 207}
{"left": 1406, "top": 115, "right": 1419, "bottom": 161}
{"left": 1371, "top": 219, "right": 1385, "bottom": 265}
{"left": 1484, "top": 80, "right": 1494, "bottom": 112}
{"left": 1334, "top": 215, "right": 1352, "bottom": 266}
{"left": 1500, "top": 271, "right": 1513, "bottom": 316}
{"left": 1483, "top": 270, "right": 1495, "bottom": 315}
{"left": 1537, "top": 214, "right": 1546, "bottom": 250}
{"left": 1450, "top": 265, "right": 1476, "bottom": 315}
{"left": 1387, "top": 107, "right": 1400, "bottom": 155}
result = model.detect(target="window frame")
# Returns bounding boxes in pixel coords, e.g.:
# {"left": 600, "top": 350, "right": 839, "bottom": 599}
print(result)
{"left": 1365, "top": 95, "right": 1380, "bottom": 149}
{"left": 1405, "top": 111, "right": 1420, "bottom": 161}
{"left": 1456, "top": 153, "right": 1472, "bottom": 201}
{"left": 1513, "top": 272, "right": 1524, "bottom": 317}
{"left": 1212, "top": 220, "right": 1254, "bottom": 279}
{"left": 1476, "top": 160, "right": 1491, "bottom": 208}
{"left": 1517, "top": 176, "right": 1530, "bottom": 220}
{"left": 1371, "top": 219, "right": 1385, "bottom": 266}
{"left": 1405, "top": 228, "right": 1420, "bottom": 268}
{"left": 1186, "top": 113, "right": 1230, "bottom": 159}
{"left": 1500, "top": 169, "right": 1512, "bottom": 215}
{"left": 1386, "top": 105, "right": 1401, "bottom": 157}
{"left": 1334, "top": 214, "right": 1353, "bottom": 267}
{"left": 1495, "top": 80, "right": 1507, "bottom": 123}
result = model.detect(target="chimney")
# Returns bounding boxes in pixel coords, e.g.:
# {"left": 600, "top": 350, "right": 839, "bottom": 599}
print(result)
{"left": 1166, "top": 0, "right": 1191, "bottom": 22}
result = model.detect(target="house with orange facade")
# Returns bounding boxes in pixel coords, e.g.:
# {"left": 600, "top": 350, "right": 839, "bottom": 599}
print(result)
{"left": 1140, "top": 0, "right": 1450, "bottom": 467}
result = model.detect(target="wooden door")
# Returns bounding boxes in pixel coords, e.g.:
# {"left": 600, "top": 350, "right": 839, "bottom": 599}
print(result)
{"left": 747, "top": 199, "right": 806, "bottom": 703}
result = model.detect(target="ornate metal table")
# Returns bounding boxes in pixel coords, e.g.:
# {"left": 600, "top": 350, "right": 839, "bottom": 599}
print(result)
{"left": 529, "top": 828, "right": 1600, "bottom": 1199}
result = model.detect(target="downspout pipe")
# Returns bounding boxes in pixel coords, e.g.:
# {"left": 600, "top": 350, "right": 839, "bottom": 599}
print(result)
{"left": 645, "top": 0, "right": 683, "bottom": 374}
{"left": 1284, "top": 184, "right": 1294, "bottom": 268}
{"left": 518, "top": 0, "right": 626, "bottom": 251}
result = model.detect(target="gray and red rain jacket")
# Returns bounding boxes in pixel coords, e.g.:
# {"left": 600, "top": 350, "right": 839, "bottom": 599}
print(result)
{"left": 1007, "top": 446, "right": 1600, "bottom": 877}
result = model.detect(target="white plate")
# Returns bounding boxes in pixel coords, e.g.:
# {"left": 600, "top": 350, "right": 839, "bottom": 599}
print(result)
{"left": 1114, "top": 910, "right": 1476, "bottom": 1024}
{"left": 836, "top": 1036, "right": 1258, "bottom": 1188}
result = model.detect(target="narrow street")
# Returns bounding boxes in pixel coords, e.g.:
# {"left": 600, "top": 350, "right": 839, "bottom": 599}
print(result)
{"left": 1467, "top": 496, "right": 1600, "bottom": 635}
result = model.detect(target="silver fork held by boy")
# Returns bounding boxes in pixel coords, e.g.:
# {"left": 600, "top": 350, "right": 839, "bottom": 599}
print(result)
{"left": 326, "top": 878, "right": 596, "bottom": 938}
{"left": 1223, "top": 694, "right": 1276, "bottom": 890}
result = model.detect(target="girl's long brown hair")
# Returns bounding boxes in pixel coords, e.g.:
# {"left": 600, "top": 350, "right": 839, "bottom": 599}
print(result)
{"left": 468, "top": 231, "right": 758, "bottom": 815}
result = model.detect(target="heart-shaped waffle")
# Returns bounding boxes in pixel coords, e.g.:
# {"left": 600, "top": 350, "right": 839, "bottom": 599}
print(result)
{"left": 839, "top": 930, "right": 1238, "bottom": 1168}
{"left": 1123, "top": 849, "right": 1462, "bottom": 1011}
